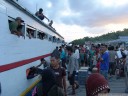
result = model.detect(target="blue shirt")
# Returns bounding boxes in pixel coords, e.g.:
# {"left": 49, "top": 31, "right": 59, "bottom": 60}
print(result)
{"left": 60, "top": 49, "right": 66, "bottom": 59}
{"left": 100, "top": 51, "right": 109, "bottom": 70}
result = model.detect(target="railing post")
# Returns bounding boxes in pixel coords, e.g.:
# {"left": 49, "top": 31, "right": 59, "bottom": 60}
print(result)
{"left": 24, "top": 23, "right": 26, "bottom": 39}
{"left": 35, "top": 29, "right": 38, "bottom": 39}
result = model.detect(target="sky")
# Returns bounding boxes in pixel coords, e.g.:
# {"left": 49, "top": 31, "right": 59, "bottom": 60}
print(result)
{"left": 18, "top": 0, "right": 128, "bottom": 42}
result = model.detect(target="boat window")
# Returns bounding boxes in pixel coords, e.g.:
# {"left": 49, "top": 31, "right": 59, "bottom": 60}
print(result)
{"left": 48, "top": 36, "right": 58, "bottom": 43}
{"left": 26, "top": 28, "right": 36, "bottom": 39}
{"left": 57, "top": 38, "right": 60, "bottom": 43}
{"left": 37, "top": 31, "right": 46, "bottom": 40}
{"left": 53, "top": 36, "right": 56, "bottom": 42}
{"left": 44, "top": 33, "right": 48, "bottom": 39}
{"left": 49, "top": 35, "right": 52, "bottom": 41}
{"left": 8, "top": 17, "right": 25, "bottom": 37}
{"left": 26, "top": 25, "right": 36, "bottom": 39}
{"left": 62, "top": 40, "right": 65, "bottom": 43}
{"left": 59, "top": 39, "right": 62, "bottom": 43}
{"left": 8, "top": 16, "right": 15, "bottom": 23}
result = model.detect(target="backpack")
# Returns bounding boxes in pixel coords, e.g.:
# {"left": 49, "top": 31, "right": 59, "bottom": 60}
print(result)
{"left": 47, "top": 85, "right": 64, "bottom": 96}
{"left": 121, "top": 51, "right": 126, "bottom": 59}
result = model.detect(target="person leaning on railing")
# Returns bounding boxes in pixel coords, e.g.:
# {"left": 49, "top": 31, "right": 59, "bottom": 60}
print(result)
{"left": 27, "top": 66, "right": 65, "bottom": 96}
{"left": 35, "top": 8, "right": 50, "bottom": 22}
{"left": 9, "top": 17, "right": 25, "bottom": 38}
{"left": 49, "top": 20, "right": 53, "bottom": 26}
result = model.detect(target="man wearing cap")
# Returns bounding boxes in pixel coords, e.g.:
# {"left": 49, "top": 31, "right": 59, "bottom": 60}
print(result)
{"left": 9, "top": 17, "right": 24, "bottom": 37}
{"left": 35, "top": 8, "right": 49, "bottom": 21}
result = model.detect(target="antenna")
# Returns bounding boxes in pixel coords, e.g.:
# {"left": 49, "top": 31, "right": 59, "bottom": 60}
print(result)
{"left": 36, "top": 3, "right": 38, "bottom": 12}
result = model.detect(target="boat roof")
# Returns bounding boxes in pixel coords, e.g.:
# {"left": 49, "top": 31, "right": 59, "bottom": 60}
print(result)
{"left": 6, "top": 0, "right": 64, "bottom": 39}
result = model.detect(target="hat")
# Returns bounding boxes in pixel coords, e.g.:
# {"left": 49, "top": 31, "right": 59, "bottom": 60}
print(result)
{"left": 16, "top": 17, "right": 24, "bottom": 22}
{"left": 66, "top": 46, "right": 73, "bottom": 52}
{"left": 86, "top": 73, "right": 110, "bottom": 96}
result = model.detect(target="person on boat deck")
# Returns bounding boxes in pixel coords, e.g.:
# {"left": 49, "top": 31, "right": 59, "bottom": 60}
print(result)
{"left": 49, "top": 20, "right": 53, "bottom": 27}
{"left": 35, "top": 8, "right": 49, "bottom": 21}
{"left": 9, "top": 17, "right": 24, "bottom": 37}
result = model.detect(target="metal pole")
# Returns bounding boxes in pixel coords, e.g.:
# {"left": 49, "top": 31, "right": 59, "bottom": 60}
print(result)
{"left": 36, "top": 3, "right": 38, "bottom": 12}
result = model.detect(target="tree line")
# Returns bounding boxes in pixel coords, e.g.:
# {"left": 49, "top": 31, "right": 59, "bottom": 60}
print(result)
{"left": 71, "top": 28, "right": 128, "bottom": 45}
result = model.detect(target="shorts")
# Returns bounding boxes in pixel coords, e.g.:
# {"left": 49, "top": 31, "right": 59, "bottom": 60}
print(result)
{"left": 68, "top": 71, "right": 76, "bottom": 85}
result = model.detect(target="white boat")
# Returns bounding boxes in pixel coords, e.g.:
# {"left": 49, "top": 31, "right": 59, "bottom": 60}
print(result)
{"left": 0, "top": 0, "right": 64, "bottom": 96}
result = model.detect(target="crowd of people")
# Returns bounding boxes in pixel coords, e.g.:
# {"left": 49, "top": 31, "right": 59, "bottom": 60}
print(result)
{"left": 25, "top": 43, "right": 128, "bottom": 96}
{"left": 62, "top": 43, "right": 127, "bottom": 80}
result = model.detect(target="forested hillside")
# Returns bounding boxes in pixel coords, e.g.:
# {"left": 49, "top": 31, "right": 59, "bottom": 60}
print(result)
{"left": 71, "top": 28, "right": 128, "bottom": 45}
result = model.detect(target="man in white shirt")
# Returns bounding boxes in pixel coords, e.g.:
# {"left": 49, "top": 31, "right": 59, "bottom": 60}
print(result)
{"left": 74, "top": 45, "right": 80, "bottom": 71}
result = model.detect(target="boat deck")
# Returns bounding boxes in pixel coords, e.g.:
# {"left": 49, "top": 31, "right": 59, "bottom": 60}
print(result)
{"left": 67, "top": 77, "right": 126, "bottom": 96}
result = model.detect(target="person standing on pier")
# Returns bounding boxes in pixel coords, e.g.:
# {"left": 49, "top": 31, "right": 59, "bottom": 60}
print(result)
{"left": 66, "top": 46, "right": 77, "bottom": 95}
{"left": 49, "top": 55, "right": 67, "bottom": 96}
{"left": 100, "top": 44, "right": 109, "bottom": 80}
{"left": 108, "top": 46, "right": 116, "bottom": 77}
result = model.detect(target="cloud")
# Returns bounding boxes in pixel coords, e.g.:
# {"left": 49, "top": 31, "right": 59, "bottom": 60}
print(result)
{"left": 61, "top": 0, "right": 128, "bottom": 27}
{"left": 18, "top": 0, "right": 128, "bottom": 42}
{"left": 19, "top": 0, "right": 128, "bottom": 27}
{"left": 53, "top": 23, "right": 91, "bottom": 42}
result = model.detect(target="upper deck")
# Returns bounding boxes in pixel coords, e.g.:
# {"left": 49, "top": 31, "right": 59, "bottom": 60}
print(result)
{"left": 0, "top": 0, "right": 64, "bottom": 40}
{"left": 6, "top": 0, "right": 64, "bottom": 39}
